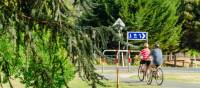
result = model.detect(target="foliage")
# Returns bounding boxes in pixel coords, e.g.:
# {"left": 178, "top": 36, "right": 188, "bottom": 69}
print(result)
{"left": 0, "top": 31, "right": 17, "bottom": 88}
{"left": 179, "top": 0, "right": 200, "bottom": 50}
{"left": 0, "top": 0, "right": 113, "bottom": 88}
{"left": 80, "top": 0, "right": 182, "bottom": 52}
{"left": 0, "top": 0, "right": 198, "bottom": 87}
{"left": 186, "top": 49, "right": 200, "bottom": 58}
{"left": 120, "top": 0, "right": 182, "bottom": 52}
{"left": 78, "top": 0, "right": 121, "bottom": 27}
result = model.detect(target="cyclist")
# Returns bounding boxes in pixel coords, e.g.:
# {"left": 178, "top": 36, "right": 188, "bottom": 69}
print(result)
{"left": 147, "top": 43, "right": 164, "bottom": 85}
{"left": 139, "top": 43, "right": 151, "bottom": 73}
{"left": 150, "top": 43, "right": 163, "bottom": 68}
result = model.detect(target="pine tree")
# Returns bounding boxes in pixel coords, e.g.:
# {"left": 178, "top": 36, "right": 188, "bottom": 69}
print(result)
{"left": 180, "top": 0, "right": 200, "bottom": 50}
{"left": 0, "top": 0, "right": 107, "bottom": 87}
{"left": 80, "top": 0, "right": 182, "bottom": 52}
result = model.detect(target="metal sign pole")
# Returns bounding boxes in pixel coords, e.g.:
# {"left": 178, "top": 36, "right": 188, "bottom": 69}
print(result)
{"left": 102, "top": 58, "right": 104, "bottom": 73}
{"left": 115, "top": 50, "right": 119, "bottom": 88}
{"left": 147, "top": 32, "right": 148, "bottom": 43}
{"left": 127, "top": 32, "right": 130, "bottom": 73}
{"left": 116, "top": 61, "right": 119, "bottom": 88}
{"left": 118, "top": 29, "right": 121, "bottom": 67}
{"left": 128, "top": 50, "right": 131, "bottom": 72}
{"left": 127, "top": 32, "right": 130, "bottom": 72}
{"left": 113, "top": 18, "right": 125, "bottom": 68}
{"left": 127, "top": 32, "right": 128, "bottom": 51}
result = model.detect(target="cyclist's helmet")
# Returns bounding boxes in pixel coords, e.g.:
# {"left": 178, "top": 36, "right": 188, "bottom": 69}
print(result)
{"left": 154, "top": 43, "right": 159, "bottom": 48}
{"left": 144, "top": 43, "right": 149, "bottom": 48}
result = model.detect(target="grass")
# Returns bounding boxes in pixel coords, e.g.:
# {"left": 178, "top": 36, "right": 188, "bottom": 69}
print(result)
{"left": 164, "top": 73, "right": 200, "bottom": 84}
{"left": 68, "top": 77, "right": 90, "bottom": 88}
{"left": 68, "top": 77, "right": 163, "bottom": 88}
{"left": 130, "top": 73, "right": 200, "bottom": 84}
{"left": 2, "top": 73, "right": 199, "bottom": 88}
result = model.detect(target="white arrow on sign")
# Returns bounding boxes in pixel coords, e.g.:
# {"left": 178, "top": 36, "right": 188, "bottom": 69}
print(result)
{"left": 113, "top": 18, "right": 125, "bottom": 30}
{"left": 142, "top": 33, "right": 146, "bottom": 39}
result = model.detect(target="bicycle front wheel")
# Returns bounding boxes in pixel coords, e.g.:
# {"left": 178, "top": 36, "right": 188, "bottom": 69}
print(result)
{"left": 155, "top": 68, "right": 164, "bottom": 86}
{"left": 138, "top": 66, "right": 144, "bottom": 81}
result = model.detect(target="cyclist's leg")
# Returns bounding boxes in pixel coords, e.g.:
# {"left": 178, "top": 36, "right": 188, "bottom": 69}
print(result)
{"left": 140, "top": 60, "right": 146, "bottom": 71}
{"left": 151, "top": 60, "right": 158, "bottom": 71}
{"left": 152, "top": 61, "right": 162, "bottom": 78}
{"left": 145, "top": 61, "right": 151, "bottom": 76}
{"left": 155, "top": 64, "right": 161, "bottom": 76}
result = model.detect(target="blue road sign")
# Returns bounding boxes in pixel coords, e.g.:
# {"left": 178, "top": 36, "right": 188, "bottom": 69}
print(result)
{"left": 128, "top": 32, "right": 147, "bottom": 40}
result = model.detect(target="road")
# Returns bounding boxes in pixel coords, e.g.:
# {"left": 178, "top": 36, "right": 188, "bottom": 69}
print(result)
{"left": 96, "top": 66, "right": 200, "bottom": 73}
{"left": 96, "top": 66, "right": 200, "bottom": 88}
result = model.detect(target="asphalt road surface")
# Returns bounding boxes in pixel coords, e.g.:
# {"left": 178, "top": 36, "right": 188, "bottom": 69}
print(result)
{"left": 96, "top": 66, "right": 200, "bottom": 73}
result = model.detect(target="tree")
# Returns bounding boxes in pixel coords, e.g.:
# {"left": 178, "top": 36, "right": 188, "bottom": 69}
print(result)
{"left": 179, "top": 0, "right": 200, "bottom": 50}
{"left": 0, "top": 0, "right": 108, "bottom": 88}
{"left": 78, "top": 0, "right": 121, "bottom": 27}
{"left": 80, "top": 0, "right": 182, "bottom": 52}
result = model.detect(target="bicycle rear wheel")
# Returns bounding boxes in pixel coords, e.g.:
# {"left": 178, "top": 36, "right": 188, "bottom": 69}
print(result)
{"left": 138, "top": 66, "right": 144, "bottom": 81}
{"left": 155, "top": 68, "right": 164, "bottom": 85}
{"left": 146, "top": 71, "right": 153, "bottom": 85}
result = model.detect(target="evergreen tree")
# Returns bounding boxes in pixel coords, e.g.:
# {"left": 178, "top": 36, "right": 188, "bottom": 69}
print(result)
{"left": 0, "top": 0, "right": 108, "bottom": 87}
{"left": 179, "top": 0, "right": 200, "bottom": 50}
{"left": 80, "top": 0, "right": 182, "bottom": 52}
{"left": 78, "top": 0, "right": 121, "bottom": 27}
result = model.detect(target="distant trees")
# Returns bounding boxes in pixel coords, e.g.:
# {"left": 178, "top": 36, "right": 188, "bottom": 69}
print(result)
{"left": 80, "top": 0, "right": 182, "bottom": 52}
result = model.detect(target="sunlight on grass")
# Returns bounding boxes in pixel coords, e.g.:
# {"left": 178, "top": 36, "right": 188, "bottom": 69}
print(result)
{"left": 164, "top": 73, "right": 200, "bottom": 84}
{"left": 69, "top": 73, "right": 200, "bottom": 88}
{"left": 69, "top": 77, "right": 163, "bottom": 88}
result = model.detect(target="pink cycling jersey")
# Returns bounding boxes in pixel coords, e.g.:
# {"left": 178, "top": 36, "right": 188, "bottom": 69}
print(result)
{"left": 140, "top": 48, "right": 150, "bottom": 61}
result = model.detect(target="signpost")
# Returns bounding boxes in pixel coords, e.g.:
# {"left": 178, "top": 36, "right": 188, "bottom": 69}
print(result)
{"left": 109, "top": 18, "right": 148, "bottom": 88}
{"left": 113, "top": 18, "right": 125, "bottom": 88}
{"left": 113, "top": 18, "right": 125, "bottom": 54}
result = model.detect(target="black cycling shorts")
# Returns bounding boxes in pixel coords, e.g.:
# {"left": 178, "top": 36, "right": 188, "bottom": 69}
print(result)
{"left": 140, "top": 60, "right": 151, "bottom": 66}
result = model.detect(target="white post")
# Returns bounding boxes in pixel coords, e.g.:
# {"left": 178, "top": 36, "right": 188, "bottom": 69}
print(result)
{"left": 118, "top": 30, "right": 121, "bottom": 67}
{"left": 128, "top": 51, "right": 131, "bottom": 72}
{"left": 126, "top": 32, "right": 129, "bottom": 68}
{"left": 194, "top": 56, "right": 197, "bottom": 68}
{"left": 170, "top": 52, "right": 173, "bottom": 60}
{"left": 122, "top": 52, "right": 124, "bottom": 67}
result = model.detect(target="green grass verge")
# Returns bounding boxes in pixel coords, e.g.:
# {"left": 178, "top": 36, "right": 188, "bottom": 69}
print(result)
{"left": 68, "top": 77, "right": 162, "bottom": 88}
{"left": 69, "top": 72, "right": 200, "bottom": 88}
{"left": 164, "top": 73, "right": 200, "bottom": 84}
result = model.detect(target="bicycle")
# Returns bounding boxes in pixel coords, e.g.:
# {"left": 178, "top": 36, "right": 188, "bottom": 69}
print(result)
{"left": 138, "top": 57, "right": 152, "bottom": 82}
{"left": 138, "top": 64, "right": 145, "bottom": 81}
{"left": 146, "top": 65, "right": 164, "bottom": 86}
{"left": 138, "top": 64, "right": 149, "bottom": 81}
